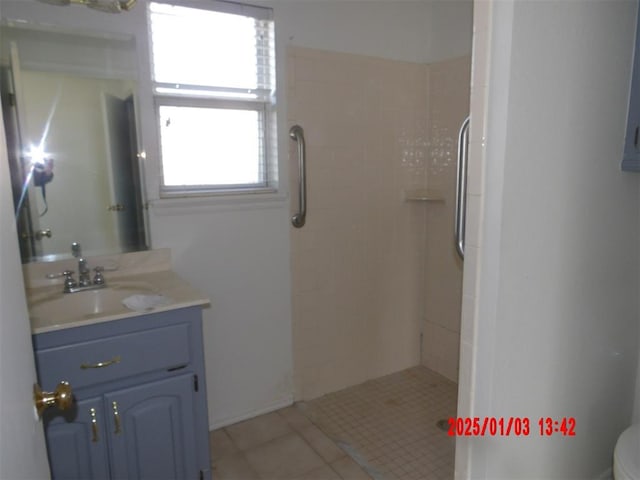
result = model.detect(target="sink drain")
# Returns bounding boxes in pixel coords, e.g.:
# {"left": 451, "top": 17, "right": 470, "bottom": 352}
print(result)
{"left": 436, "top": 419, "right": 449, "bottom": 432}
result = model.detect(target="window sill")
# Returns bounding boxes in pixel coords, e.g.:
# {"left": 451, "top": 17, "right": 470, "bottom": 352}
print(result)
{"left": 149, "top": 189, "right": 289, "bottom": 215}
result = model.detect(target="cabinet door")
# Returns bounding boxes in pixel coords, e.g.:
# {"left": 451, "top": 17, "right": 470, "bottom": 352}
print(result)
{"left": 105, "top": 374, "right": 199, "bottom": 480}
{"left": 44, "top": 397, "right": 110, "bottom": 480}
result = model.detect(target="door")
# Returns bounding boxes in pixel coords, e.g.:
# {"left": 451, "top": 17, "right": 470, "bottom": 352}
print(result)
{"left": 0, "top": 96, "right": 50, "bottom": 477}
{"left": 102, "top": 93, "right": 144, "bottom": 253}
{"left": 106, "top": 375, "right": 199, "bottom": 480}
{"left": 3, "top": 42, "right": 44, "bottom": 261}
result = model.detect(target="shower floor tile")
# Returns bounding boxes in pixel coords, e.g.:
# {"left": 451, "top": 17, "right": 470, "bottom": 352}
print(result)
{"left": 299, "top": 366, "right": 457, "bottom": 480}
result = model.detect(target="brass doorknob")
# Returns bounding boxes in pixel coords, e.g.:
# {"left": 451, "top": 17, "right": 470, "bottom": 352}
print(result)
{"left": 34, "top": 381, "right": 73, "bottom": 417}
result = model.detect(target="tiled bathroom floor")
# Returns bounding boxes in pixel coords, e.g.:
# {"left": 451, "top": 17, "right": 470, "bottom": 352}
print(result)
{"left": 210, "top": 366, "right": 457, "bottom": 480}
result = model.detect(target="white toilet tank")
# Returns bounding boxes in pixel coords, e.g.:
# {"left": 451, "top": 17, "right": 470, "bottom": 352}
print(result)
{"left": 614, "top": 423, "right": 640, "bottom": 480}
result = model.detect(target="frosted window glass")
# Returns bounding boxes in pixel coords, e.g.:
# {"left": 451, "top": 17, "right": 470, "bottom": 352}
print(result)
{"left": 159, "top": 106, "right": 263, "bottom": 187}
{"left": 150, "top": 3, "right": 259, "bottom": 90}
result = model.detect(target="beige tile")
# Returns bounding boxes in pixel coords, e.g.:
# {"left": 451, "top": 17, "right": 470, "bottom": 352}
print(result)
{"left": 277, "top": 405, "right": 313, "bottom": 431}
{"left": 288, "top": 46, "right": 433, "bottom": 401}
{"left": 244, "top": 432, "right": 325, "bottom": 480}
{"left": 213, "top": 452, "right": 260, "bottom": 480}
{"left": 210, "top": 428, "right": 239, "bottom": 462}
{"left": 225, "top": 412, "right": 293, "bottom": 451}
{"left": 299, "top": 424, "right": 346, "bottom": 463}
{"left": 330, "top": 456, "right": 372, "bottom": 480}
{"left": 289, "top": 45, "right": 466, "bottom": 419}
{"left": 292, "top": 464, "right": 341, "bottom": 480}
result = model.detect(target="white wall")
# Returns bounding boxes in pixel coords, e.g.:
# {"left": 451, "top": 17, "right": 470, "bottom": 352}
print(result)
{"left": 461, "top": 1, "right": 640, "bottom": 478}
{"left": 149, "top": 202, "right": 295, "bottom": 428}
{"left": 257, "top": 0, "right": 472, "bottom": 64}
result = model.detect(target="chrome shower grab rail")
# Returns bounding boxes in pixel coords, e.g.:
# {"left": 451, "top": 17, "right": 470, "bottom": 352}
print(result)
{"left": 290, "top": 125, "right": 307, "bottom": 228}
{"left": 455, "top": 116, "right": 470, "bottom": 259}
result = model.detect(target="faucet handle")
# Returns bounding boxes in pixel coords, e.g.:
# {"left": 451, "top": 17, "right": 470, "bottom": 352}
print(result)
{"left": 71, "top": 242, "right": 81, "bottom": 258}
{"left": 93, "top": 266, "right": 106, "bottom": 285}
{"left": 62, "top": 270, "right": 76, "bottom": 293}
{"left": 45, "top": 270, "right": 77, "bottom": 293}
{"left": 46, "top": 270, "right": 75, "bottom": 280}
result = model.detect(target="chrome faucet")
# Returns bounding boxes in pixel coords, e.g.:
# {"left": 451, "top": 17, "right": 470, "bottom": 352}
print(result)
{"left": 71, "top": 241, "right": 81, "bottom": 258}
{"left": 72, "top": 243, "right": 92, "bottom": 287}
{"left": 46, "top": 243, "right": 115, "bottom": 293}
{"left": 78, "top": 258, "right": 91, "bottom": 287}
{"left": 47, "top": 243, "right": 108, "bottom": 293}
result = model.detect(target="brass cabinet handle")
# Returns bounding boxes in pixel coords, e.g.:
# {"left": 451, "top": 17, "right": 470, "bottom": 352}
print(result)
{"left": 35, "top": 229, "right": 52, "bottom": 240}
{"left": 90, "top": 407, "right": 99, "bottom": 442}
{"left": 22, "top": 229, "right": 52, "bottom": 240}
{"left": 33, "top": 381, "right": 73, "bottom": 417}
{"left": 80, "top": 356, "right": 121, "bottom": 370}
{"left": 112, "top": 401, "right": 121, "bottom": 435}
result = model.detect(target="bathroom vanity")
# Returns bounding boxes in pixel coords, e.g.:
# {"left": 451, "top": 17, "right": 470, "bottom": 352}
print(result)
{"left": 25, "top": 250, "right": 211, "bottom": 480}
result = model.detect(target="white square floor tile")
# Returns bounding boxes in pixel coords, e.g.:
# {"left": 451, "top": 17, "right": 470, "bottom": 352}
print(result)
{"left": 301, "top": 366, "right": 457, "bottom": 480}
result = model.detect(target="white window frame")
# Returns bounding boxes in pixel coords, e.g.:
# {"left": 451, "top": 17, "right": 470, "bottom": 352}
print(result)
{"left": 148, "top": 0, "right": 276, "bottom": 198}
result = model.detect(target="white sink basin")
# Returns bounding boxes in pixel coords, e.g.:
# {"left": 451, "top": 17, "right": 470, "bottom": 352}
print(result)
{"left": 28, "top": 281, "right": 158, "bottom": 325}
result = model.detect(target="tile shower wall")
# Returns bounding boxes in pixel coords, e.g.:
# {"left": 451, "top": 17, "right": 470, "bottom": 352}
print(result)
{"left": 289, "top": 46, "right": 471, "bottom": 400}
{"left": 422, "top": 57, "right": 471, "bottom": 382}
{"left": 288, "top": 46, "right": 429, "bottom": 400}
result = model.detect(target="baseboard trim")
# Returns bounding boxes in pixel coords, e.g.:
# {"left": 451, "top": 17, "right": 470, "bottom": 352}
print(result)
{"left": 209, "top": 395, "right": 294, "bottom": 431}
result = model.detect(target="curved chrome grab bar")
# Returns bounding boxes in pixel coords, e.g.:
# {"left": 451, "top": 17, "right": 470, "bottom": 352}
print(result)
{"left": 290, "top": 125, "right": 306, "bottom": 228}
{"left": 455, "top": 116, "right": 470, "bottom": 259}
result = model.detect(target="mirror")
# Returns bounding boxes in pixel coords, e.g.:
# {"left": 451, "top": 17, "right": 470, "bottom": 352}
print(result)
{"left": 0, "top": 22, "right": 148, "bottom": 263}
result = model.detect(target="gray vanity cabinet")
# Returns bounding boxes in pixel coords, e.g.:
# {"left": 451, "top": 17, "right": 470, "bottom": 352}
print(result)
{"left": 33, "top": 307, "right": 211, "bottom": 480}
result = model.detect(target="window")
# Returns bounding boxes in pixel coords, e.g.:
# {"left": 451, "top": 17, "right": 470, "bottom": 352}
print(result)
{"left": 149, "top": 1, "right": 275, "bottom": 196}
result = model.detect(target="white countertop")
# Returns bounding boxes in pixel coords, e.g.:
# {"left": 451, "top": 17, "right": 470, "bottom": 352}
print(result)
{"left": 25, "top": 249, "right": 210, "bottom": 334}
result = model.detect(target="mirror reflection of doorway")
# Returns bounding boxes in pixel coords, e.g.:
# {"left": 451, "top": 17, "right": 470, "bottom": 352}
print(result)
{"left": 1, "top": 70, "right": 146, "bottom": 262}
{"left": 0, "top": 45, "right": 42, "bottom": 262}
{"left": 102, "top": 93, "right": 145, "bottom": 253}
